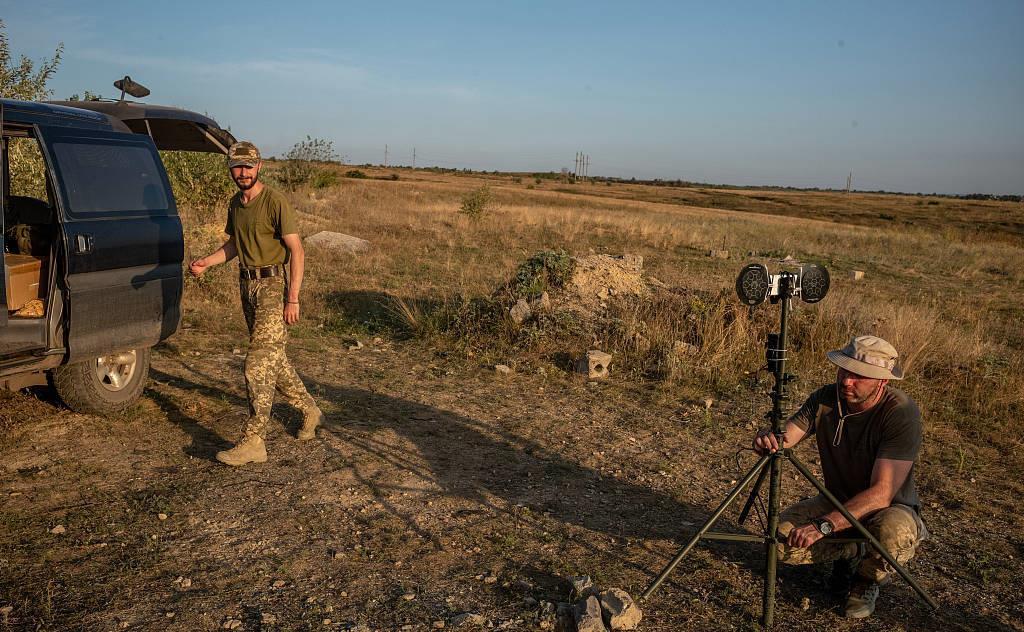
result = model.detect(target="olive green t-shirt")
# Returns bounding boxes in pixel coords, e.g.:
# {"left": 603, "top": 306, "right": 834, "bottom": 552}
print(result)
{"left": 224, "top": 186, "right": 298, "bottom": 268}
{"left": 790, "top": 385, "right": 923, "bottom": 512}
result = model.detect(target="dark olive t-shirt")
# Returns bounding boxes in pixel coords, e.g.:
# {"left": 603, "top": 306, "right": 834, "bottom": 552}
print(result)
{"left": 789, "top": 385, "right": 923, "bottom": 512}
{"left": 225, "top": 186, "right": 298, "bottom": 268}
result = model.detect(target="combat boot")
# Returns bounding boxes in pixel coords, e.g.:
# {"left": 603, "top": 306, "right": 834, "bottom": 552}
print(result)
{"left": 844, "top": 578, "right": 880, "bottom": 619}
{"left": 297, "top": 404, "right": 324, "bottom": 441}
{"left": 215, "top": 435, "right": 267, "bottom": 466}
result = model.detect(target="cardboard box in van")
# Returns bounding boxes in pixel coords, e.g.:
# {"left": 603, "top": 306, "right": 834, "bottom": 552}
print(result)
{"left": 4, "top": 254, "right": 43, "bottom": 311}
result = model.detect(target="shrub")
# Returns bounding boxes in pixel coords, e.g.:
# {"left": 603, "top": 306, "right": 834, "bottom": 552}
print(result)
{"left": 161, "top": 151, "right": 235, "bottom": 223}
{"left": 508, "top": 250, "right": 575, "bottom": 299}
{"left": 459, "top": 185, "right": 493, "bottom": 219}
{"left": 345, "top": 169, "right": 367, "bottom": 179}
{"left": 274, "top": 136, "right": 338, "bottom": 190}
{"left": 311, "top": 169, "right": 339, "bottom": 189}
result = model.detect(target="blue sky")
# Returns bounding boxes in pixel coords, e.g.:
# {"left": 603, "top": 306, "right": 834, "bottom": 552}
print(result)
{"left": 4, "top": 1, "right": 1022, "bottom": 194}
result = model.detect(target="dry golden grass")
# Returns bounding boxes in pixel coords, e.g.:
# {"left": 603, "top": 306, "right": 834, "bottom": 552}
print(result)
{"left": 180, "top": 165, "right": 1024, "bottom": 475}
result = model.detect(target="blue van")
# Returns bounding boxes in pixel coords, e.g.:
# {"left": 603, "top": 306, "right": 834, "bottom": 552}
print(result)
{"left": 1, "top": 97, "right": 234, "bottom": 414}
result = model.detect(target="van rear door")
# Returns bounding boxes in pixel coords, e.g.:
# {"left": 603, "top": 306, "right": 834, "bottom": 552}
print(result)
{"left": 37, "top": 126, "right": 183, "bottom": 362}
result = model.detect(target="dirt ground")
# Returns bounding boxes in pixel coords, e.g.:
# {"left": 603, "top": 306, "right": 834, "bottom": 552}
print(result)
{"left": 2, "top": 327, "right": 1022, "bottom": 631}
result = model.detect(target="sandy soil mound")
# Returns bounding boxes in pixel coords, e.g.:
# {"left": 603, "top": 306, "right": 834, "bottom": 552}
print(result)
{"left": 560, "top": 254, "right": 649, "bottom": 312}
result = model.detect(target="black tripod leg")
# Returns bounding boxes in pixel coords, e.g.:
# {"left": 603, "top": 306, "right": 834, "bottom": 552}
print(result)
{"left": 785, "top": 450, "right": 938, "bottom": 610}
{"left": 737, "top": 463, "right": 770, "bottom": 525}
{"left": 641, "top": 453, "right": 772, "bottom": 601}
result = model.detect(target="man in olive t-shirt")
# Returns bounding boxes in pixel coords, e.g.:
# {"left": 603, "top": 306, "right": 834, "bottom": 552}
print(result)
{"left": 752, "top": 335, "right": 928, "bottom": 619}
{"left": 189, "top": 141, "right": 324, "bottom": 466}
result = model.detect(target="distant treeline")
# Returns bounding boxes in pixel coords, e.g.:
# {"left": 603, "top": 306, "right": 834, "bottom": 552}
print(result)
{"left": 354, "top": 163, "right": 1022, "bottom": 201}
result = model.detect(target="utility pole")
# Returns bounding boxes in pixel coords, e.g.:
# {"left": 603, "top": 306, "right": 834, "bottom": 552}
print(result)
{"left": 585, "top": 155, "right": 590, "bottom": 181}
{"left": 846, "top": 171, "right": 853, "bottom": 193}
{"left": 413, "top": 147, "right": 416, "bottom": 169}
{"left": 384, "top": 144, "right": 389, "bottom": 168}
{"left": 574, "top": 152, "right": 580, "bottom": 181}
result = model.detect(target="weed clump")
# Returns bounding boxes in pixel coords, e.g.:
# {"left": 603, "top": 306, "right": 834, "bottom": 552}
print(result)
{"left": 508, "top": 250, "right": 575, "bottom": 300}
{"left": 459, "top": 185, "right": 494, "bottom": 219}
{"left": 345, "top": 169, "right": 367, "bottom": 179}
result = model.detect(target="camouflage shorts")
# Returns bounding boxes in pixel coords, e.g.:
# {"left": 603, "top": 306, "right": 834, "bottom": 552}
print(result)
{"left": 777, "top": 495, "right": 928, "bottom": 583}
{"left": 239, "top": 274, "right": 312, "bottom": 438}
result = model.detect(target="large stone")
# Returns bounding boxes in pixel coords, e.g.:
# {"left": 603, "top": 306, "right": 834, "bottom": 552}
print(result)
{"left": 305, "top": 231, "right": 370, "bottom": 254}
{"left": 509, "top": 299, "right": 532, "bottom": 324}
{"left": 574, "top": 596, "right": 608, "bottom": 632}
{"left": 568, "top": 575, "right": 593, "bottom": 597}
{"left": 598, "top": 588, "right": 642, "bottom": 630}
{"left": 576, "top": 350, "right": 612, "bottom": 379}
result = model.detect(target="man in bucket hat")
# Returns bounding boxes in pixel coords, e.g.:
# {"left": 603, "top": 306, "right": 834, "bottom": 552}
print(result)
{"left": 751, "top": 335, "right": 927, "bottom": 619}
{"left": 189, "top": 141, "right": 324, "bottom": 466}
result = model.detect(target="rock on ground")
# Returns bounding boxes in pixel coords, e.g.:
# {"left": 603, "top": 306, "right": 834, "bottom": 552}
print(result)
{"left": 598, "top": 588, "right": 642, "bottom": 630}
{"left": 305, "top": 231, "right": 370, "bottom": 254}
{"left": 574, "top": 595, "right": 608, "bottom": 632}
{"left": 576, "top": 350, "right": 612, "bottom": 379}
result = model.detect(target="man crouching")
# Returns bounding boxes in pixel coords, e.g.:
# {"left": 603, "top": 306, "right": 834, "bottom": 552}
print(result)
{"left": 752, "top": 335, "right": 928, "bottom": 619}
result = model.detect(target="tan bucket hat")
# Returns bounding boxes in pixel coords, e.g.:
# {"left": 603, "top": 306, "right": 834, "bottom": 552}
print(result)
{"left": 227, "top": 141, "right": 261, "bottom": 168}
{"left": 826, "top": 335, "right": 904, "bottom": 380}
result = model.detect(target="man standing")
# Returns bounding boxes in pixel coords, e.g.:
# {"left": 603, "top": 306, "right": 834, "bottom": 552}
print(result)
{"left": 190, "top": 141, "right": 323, "bottom": 466}
{"left": 752, "top": 335, "right": 927, "bottom": 619}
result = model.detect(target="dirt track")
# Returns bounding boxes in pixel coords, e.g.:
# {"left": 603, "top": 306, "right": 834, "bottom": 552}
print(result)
{"left": 2, "top": 331, "right": 1022, "bottom": 631}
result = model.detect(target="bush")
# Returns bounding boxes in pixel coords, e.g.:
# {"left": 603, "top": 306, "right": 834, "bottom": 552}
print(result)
{"left": 345, "top": 169, "right": 367, "bottom": 179}
{"left": 311, "top": 169, "right": 339, "bottom": 189}
{"left": 508, "top": 250, "right": 575, "bottom": 299}
{"left": 161, "top": 151, "right": 235, "bottom": 223}
{"left": 459, "top": 185, "right": 494, "bottom": 219}
{"left": 274, "top": 136, "right": 339, "bottom": 190}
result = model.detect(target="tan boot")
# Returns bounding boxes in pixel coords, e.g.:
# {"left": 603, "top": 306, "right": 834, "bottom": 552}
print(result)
{"left": 844, "top": 578, "right": 880, "bottom": 619}
{"left": 215, "top": 435, "right": 268, "bottom": 466}
{"left": 297, "top": 405, "right": 324, "bottom": 441}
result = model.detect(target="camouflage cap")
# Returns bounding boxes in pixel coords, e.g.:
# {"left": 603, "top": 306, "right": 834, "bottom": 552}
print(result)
{"left": 227, "top": 141, "right": 261, "bottom": 168}
{"left": 827, "top": 335, "right": 904, "bottom": 380}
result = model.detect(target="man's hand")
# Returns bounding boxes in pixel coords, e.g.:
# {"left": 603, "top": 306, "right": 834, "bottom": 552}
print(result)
{"left": 189, "top": 257, "right": 209, "bottom": 277}
{"left": 787, "top": 523, "right": 825, "bottom": 549}
{"left": 753, "top": 429, "right": 784, "bottom": 455}
{"left": 283, "top": 301, "right": 299, "bottom": 325}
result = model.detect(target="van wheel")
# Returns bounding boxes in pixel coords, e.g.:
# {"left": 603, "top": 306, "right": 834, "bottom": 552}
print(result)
{"left": 51, "top": 347, "right": 151, "bottom": 415}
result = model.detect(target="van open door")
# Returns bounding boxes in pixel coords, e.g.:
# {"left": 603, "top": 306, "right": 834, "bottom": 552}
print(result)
{"left": 45, "top": 100, "right": 236, "bottom": 154}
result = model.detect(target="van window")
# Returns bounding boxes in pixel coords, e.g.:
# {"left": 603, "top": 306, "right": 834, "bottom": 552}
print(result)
{"left": 51, "top": 142, "right": 169, "bottom": 214}
{"left": 6, "top": 136, "right": 50, "bottom": 203}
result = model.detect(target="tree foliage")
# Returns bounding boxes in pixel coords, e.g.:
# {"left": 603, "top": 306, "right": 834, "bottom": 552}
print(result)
{"left": 0, "top": 20, "right": 63, "bottom": 101}
{"left": 1, "top": 21, "right": 64, "bottom": 199}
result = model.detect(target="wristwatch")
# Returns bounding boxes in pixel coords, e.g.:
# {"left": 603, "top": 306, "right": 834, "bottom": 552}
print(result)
{"left": 813, "top": 517, "right": 835, "bottom": 536}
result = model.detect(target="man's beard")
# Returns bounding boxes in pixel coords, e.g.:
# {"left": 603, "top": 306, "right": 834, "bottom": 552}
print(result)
{"left": 234, "top": 173, "right": 258, "bottom": 191}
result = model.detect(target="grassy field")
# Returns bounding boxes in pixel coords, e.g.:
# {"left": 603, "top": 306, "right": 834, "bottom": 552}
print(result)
{"left": 2, "top": 164, "right": 1022, "bottom": 630}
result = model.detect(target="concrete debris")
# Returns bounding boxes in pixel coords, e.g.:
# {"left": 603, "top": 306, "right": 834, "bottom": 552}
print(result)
{"left": 574, "top": 596, "right": 608, "bottom": 632}
{"left": 850, "top": 270, "right": 865, "bottom": 281}
{"left": 708, "top": 249, "right": 730, "bottom": 259}
{"left": 305, "top": 231, "right": 371, "bottom": 254}
{"left": 576, "top": 350, "right": 612, "bottom": 379}
{"left": 598, "top": 588, "right": 642, "bottom": 630}
{"left": 509, "top": 299, "right": 532, "bottom": 324}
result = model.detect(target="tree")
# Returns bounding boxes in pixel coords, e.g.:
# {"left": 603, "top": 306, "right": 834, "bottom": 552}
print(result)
{"left": 0, "top": 20, "right": 63, "bottom": 100}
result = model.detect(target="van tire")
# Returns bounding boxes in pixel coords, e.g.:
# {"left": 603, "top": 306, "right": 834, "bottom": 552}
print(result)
{"left": 51, "top": 347, "right": 151, "bottom": 415}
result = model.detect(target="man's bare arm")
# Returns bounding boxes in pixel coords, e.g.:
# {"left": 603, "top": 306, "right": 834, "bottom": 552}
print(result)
{"left": 820, "top": 458, "right": 913, "bottom": 530}
{"left": 281, "top": 233, "right": 304, "bottom": 325}
{"left": 189, "top": 238, "right": 237, "bottom": 276}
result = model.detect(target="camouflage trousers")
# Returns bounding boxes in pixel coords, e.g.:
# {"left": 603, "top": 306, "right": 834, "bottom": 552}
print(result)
{"left": 239, "top": 274, "right": 313, "bottom": 439}
{"left": 777, "top": 495, "right": 928, "bottom": 583}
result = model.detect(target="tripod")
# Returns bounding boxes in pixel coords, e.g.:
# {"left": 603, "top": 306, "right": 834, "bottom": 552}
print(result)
{"left": 640, "top": 272, "right": 937, "bottom": 627}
